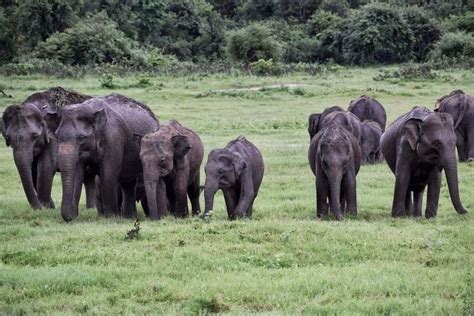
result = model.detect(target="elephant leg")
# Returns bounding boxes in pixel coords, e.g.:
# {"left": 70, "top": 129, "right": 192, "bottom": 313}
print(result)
{"left": 339, "top": 187, "right": 346, "bottom": 215}
{"left": 393, "top": 162, "right": 411, "bottom": 217}
{"left": 467, "top": 123, "right": 474, "bottom": 161}
{"left": 100, "top": 173, "right": 120, "bottom": 217}
{"left": 413, "top": 188, "right": 424, "bottom": 217}
{"left": 173, "top": 170, "right": 189, "bottom": 218}
{"left": 165, "top": 178, "right": 176, "bottom": 215}
{"left": 36, "top": 149, "right": 56, "bottom": 209}
{"left": 32, "top": 157, "right": 38, "bottom": 191}
{"left": 84, "top": 172, "right": 96, "bottom": 209}
{"left": 425, "top": 170, "right": 441, "bottom": 218}
{"left": 455, "top": 130, "right": 467, "bottom": 162}
{"left": 223, "top": 188, "right": 238, "bottom": 220}
{"left": 343, "top": 170, "right": 357, "bottom": 216}
{"left": 95, "top": 176, "right": 104, "bottom": 216}
{"left": 246, "top": 198, "right": 255, "bottom": 218}
{"left": 316, "top": 166, "right": 329, "bottom": 219}
{"left": 405, "top": 191, "right": 413, "bottom": 216}
{"left": 120, "top": 181, "right": 138, "bottom": 218}
{"left": 188, "top": 174, "right": 201, "bottom": 216}
{"left": 141, "top": 195, "right": 149, "bottom": 217}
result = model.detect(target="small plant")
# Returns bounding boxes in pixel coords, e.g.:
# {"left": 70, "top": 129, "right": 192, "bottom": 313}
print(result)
{"left": 125, "top": 219, "right": 140, "bottom": 241}
{"left": 135, "top": 75, "right": 152, "bottom": 87}
{"left": 250, "top": 58, "right": 274, "bottom": 75}
{"left": 100, "top": 74, "right": 116, "bottom": 89}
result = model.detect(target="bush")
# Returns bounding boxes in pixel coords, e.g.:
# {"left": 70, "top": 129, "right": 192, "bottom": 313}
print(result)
{"left": 250, "top": 59, "right": 274, "bottom": 75}
{"left": 341, "top": 3, "right": 414, "bottom": 64}
{"left": 35, "top": 11, "right": 144, "bottom": 66}
{"left": 0, "top": 57, "right": 82, "bottom": 77}
{"left": 442, "top": 12, "right": 474, "bottom": 33}
{"left": 225, "top": 23, "right": 282, "bottom": 65}
{"left": 402, "top": 6, "right": 441, "bottom": 61}
{"left": 430, "top": 31, "right": 474, "bottom": 63}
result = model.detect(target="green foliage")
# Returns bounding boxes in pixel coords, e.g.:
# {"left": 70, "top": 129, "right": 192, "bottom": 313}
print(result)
{"left": 99, "top": 74, "right": 116, "bottom": 89}
{"left": 124, "top": 219, "right": 141, "bottom": 241}
{"left": 402, "top": 6, "right": 441, "bottom": 61}
{"left": 0, "top": 8, "right": 16, "bottom": 64}
{"left": 373, "top": 63, "right": 438, "bottom": 81}
{"left": 250, "top": 59, "right": 274, "bottom": 75}
{"left": 442, "top": 11, "right": 474, "bottom": 33}
{"left": 341, "top": 3, "right": 415, "bottom": 64}
{"left": 320, "top": 0, "right": 349, "bottom": 16}
{"left": 35, "top": 11, "right": 143, "bottom": 66}
{"left": 429, "top": 31, "right": 474, "bottom": 64}
{"left": 226, "top": 23, "right": 282, "bottom": 64}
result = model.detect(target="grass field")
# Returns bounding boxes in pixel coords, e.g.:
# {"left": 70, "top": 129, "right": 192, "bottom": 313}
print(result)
{"left": 0, "top": 66, "right": 473, "bottom": 314}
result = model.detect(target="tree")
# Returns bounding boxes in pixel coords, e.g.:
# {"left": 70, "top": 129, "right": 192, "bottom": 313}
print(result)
{"left": 341, "top": 3, "right": 415, "bottom": 64}
{"left": 225, "top": 23, "right": 282, "bottom": 64}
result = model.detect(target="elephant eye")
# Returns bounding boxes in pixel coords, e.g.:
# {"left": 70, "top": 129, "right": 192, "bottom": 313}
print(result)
{"left": 31, "top": 133, "right": 40, "bottom": 140}
{"left": 77, "top": 135, "right": 87, "bottom": 142}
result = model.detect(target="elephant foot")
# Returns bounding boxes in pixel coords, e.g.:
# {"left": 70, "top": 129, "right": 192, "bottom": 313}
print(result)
{"left": 467, "top": 158, "right": 474, "bottom": 163}
{"left": 334, "top": 213, "right": 344, "bottom": 221}
{"left": 41, "top": 200, "right": 55, "bottom": 209}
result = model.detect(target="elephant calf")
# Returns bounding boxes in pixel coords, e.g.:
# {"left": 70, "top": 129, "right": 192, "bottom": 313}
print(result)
{"left": 203, "top": 136, "right": 264, "bottom": 220}
{"left": 308, "top": 126, "right": 361, "bottom": 220}
{"left": 140, "top": 120, "right": 204, "bottom": 220}
{"left": 360, "top": 120, "right": 383, "bottom": 164}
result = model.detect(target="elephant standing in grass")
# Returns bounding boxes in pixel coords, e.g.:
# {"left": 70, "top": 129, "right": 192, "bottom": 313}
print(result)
{"left": 348, "top": 95, "right": 387, "bottom": 131}
{"left": 139, "top": 120, "right": 203, "bottom": 220}
{"left": 435, "top": 90, "right": 474, "bottom": 162}
{"left": 360, "top": 120, "right": 383, "bottom": 164}
{"left": 380, "top": 107, "right": 468, "bottom": 218}
{"left": 309, "top": 126, "right": 361, "bottom": 220}
{"left": 203, "top": 136, "right": 264, "bottom": 220}
{"left": 307, "top": 106, "right": 344, "bottom": 140}
{"left": 2, "top": 87, "right": 94, "bottom": 209}
{"left": 53, "top": 94, "right": 159, "bottom": 221}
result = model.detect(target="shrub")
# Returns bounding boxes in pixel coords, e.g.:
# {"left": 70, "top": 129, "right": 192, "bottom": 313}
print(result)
{"left": 341, "top": 3, "right": 414, "bottom": 64}
{"left": 250, "top": 59, "right": 274, "bottom": 75}
{"left": 100, "top": 74, "right": 116, "bottom": 89}
{"left": 35, "top": 11, "right": 143, "bottom": 66}
{"left": 430, "top": 31, "right": 474, "bottom": 63}
{"left": 225, "top": 23, "right": 282, "bottom": 65}
{"left": 442, "top": 12, "right": 474, "bottom": 33}
{"left": 402, "top": 6, "right": 441, "bottom": 61}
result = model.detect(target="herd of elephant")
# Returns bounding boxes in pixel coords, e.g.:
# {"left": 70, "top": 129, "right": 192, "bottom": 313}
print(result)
{"left": 0, "top": 88, "right": 472, "bottom": 222}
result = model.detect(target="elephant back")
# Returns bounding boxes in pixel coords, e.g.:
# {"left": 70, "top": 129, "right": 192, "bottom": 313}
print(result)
{"left": 24, "top": 87, "right": 91, "bottom": 112}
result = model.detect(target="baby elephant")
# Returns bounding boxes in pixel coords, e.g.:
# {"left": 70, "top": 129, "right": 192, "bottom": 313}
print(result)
{"left": 308, "top": 126, "right": 361, "bottom": 220}
{"left": 360, "top": 119, "right": 383, "bottom": 164}
{"left": 140, "top": 120, "right": 204, "bottom": 220}
{"left": 203, "top": 136, "right": 264, "bottom": 220}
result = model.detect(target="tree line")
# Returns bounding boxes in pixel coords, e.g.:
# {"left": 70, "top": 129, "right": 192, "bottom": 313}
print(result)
{"left": 0, "top": 0, "right": 472, "bottom": 71}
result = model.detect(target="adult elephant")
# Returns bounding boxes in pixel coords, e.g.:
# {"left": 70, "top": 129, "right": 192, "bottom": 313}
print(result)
{"left": 320, "top": 110, "right": 362, "bottom": 142}
{"left": 360, "top": 119, "right": 383, "bottom": 164}
{"left": 139, "top": 120, "right": 203, "bottom": 220}
{"left": 434, "top": 90, "right": 474, "bottom": 162}
{"left": 380, "top": 106, "right": 468, "bottom": 218}
{"left": 53, "top": 93, "right": 159, "bottom": 221}
{"left": 348, "top": 95, "right": 387, "bottom": 131}
{"left": 2, "top": 87, "right": 93, "bottom": 209}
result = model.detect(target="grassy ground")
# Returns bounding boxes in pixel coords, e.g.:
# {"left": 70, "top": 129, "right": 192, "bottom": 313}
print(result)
{"left": 0, "top": 66, "right": 473, "bottom": 314}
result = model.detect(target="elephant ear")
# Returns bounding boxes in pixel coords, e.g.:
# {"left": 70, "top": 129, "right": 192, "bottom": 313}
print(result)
{"left": 308, "top": 113, "right": 321, "bottom": 138}
{"left": 92, "top": 108, "right": 107, "bottom": 134}
{"left": 403, "top": 119, "right": 422, "bottom": 151}
{"left": 172, "top": 135, "right": 191, "bottom": 158}
{"left": 43, "top": 106, "right": 60, "bottom": 135}
{"left": 2, "top": 105, "right": 21, "bottom": 146}
{"left": 232, "top": 153, "right": 247, "bottom": 177}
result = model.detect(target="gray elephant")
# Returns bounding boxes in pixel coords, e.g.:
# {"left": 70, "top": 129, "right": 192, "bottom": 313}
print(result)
{"left": 308, "top": 126, "right": 361, "bottom": 220}
{"left": 380, "top": 107, "right": 468, "bottom": 218}
{"left": 139, "top": 120, "right": 204, "bottom": 220}
{"left": 203, "top": 136, "right": 264, "bottom": 220}
{"left": 348, "top": 95, "right": 387, "bottom": 131}
{"left": 360, "top": 120, "right": 383, "bottom": 164}
{"left": 52, "top": 93, "right": 159, "bottom": 221}
{"left": 434, "top": 90, "right": 474, "bottom": 162}
{"left": 307, "top": 106, "right": 344, "bottom": 140}
{"left": 2, "top": 87, "right": 94, "bottom": 210}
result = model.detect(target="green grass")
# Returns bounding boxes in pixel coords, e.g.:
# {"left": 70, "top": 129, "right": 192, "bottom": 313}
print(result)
{"left": 0, "top": 66, "right": 473, "bottom": 314}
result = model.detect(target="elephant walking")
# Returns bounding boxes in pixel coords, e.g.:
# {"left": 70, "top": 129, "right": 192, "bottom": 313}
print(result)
{"left": 139, "top": 120, "right": 204, "bottom": 220}
{"left": 380, "top": 106, "right": 468, "bottom": 218}
{"left": 308, "top": 126, "right": 361, "bottom": 220}
{"left": 2, "top": 87, "right": 94, "bottom": 210}
{"left": 348, "top": 95, "right": 387, "bottom": 131}
{"left": 435, "top": 90, "right": 474, "bottom": 162}
{"left": 203, "top": 136, "right": 264, "bottom": 220}
{"left": 53, "top": 93, "right": 159, "bottom": 221}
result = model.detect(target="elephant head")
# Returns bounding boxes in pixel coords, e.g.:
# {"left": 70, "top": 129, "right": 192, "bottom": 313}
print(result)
{"left": 139, "top": 128, "right": 191, "bottom": 219}
{"left": 53, "top": 103, "right": 106, "bottom": 221}
{"left": 402, "top": 111, "right": 467, "bottom": 214}
{"left": 2, "top": 104, "right": 51, "bottom": 209}
{"left": 307, "top": 106, "right": 344, "bottom": 140}
{"left": 204, "top": 149, "right": 246, "bottom": 214}
{"left": 435, "top": 90, "right": 472, "bottom": 129}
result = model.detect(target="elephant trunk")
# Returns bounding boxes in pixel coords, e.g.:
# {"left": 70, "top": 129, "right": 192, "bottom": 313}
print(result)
{"left": 58, "top": 142, "right": 83, "bottom": 222}
{"left": 13, "top": 149, "right": 42, "bottom": 209}
{"left": 329, "top": 172, "right": 343, "bottom": 220}
{"left": 443, "top": 154, "right": 468, "bottom": 214}
{"left": 204, "top": 178, "right": 219, "bottom": 216}
{"left": 144, "top": 179, "right": 159, "bottom": 220}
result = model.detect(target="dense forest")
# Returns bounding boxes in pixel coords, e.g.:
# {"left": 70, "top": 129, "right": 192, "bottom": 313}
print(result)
{"left": 0, "top": 0, "right": 473, "bottom": 74}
